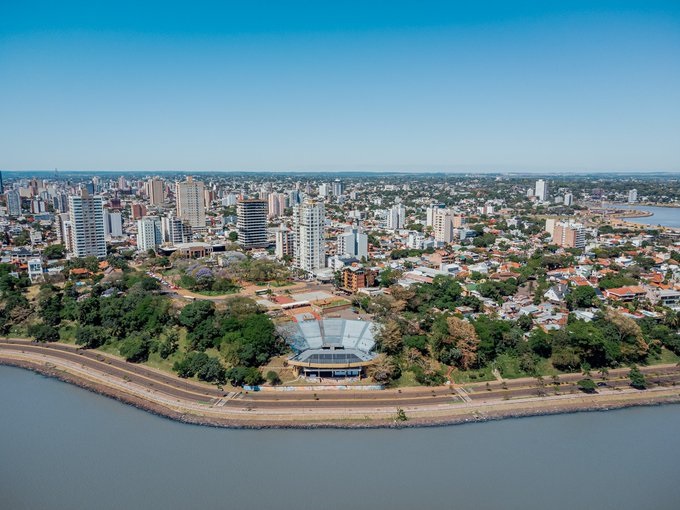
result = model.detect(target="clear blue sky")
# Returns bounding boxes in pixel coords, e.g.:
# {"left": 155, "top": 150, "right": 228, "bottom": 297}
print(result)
{"left": 1, "top": 1, "right": 679, "bottom": 173}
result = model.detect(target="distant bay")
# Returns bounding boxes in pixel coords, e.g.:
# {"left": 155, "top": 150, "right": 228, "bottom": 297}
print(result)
{"left": 605, "top": 204, "right": 680, "bottom": 228}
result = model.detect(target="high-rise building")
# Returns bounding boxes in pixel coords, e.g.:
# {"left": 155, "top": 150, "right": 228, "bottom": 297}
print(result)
{"left": 175, "top": 177, "right": 206, "bottom": 229}
{"left": 545, "top": 218, "right": 557, "bottom": 236}
{"left": 161, "top": 213, "right": 191, "bottom": 245}
{"left": 57, "top": 213, "right": 72, "bottom": 249}
{"left": 337, "top": 226, "right": 368, "bottom": 260}
{"left": 53, "top": 193, "right": 68, "bottom": 213}
{"left": 131, "top": 203, "right": 147, "bottom": 220}
{"left": 237, "top": 199, "right": 268, "bottom": 248}
{"left": 104, "top": 209, "right": 123, "bottom": 238}
{"left": 6, "top": 190, "right": 22, "bottom": 217}
{"left": 564, "top": 193, "right": 574, "bottom": 206}
{"left": 387, "top": 204, "right": 406, "bottom": 230}
{"left": 275, "top": 226, "right": 294, "bottom": 260}
{"left": 628, "top": 189, "right": 638, "bottom": 203}
{"left": 137, "top": 216, "right": 163, "bottom": 252}
{"left": 293, "top": 199, "right": 325, "bottom": 273}
{"left": 68, "top": 188, "right": 107, "bottom": 259}
{"left": 318, "top": 183, "right": 330, "bottom": 198}
{"left": 535, "top": 179, "right": 549, "bottom": 202}
{"left": 332, "top": 179, "right": 344, "bottom": 196}
{"left": 550, "top": 221, "right": 586, "bottom": 249}
{"left": 433, "top": 209, "right": 454, "bottom": 244}
{"left": 267, "top": 193, "right": 287, "bottom": 218}
{"left": 147, "top": 178, "right": 165, "bottom": 206}
{"left": 426, "top": 203, "right": 445, "bottom": 227}
{"left": 222, "top": 193, "right": 238, "bottom": 206}
{"left": 30, "top": 198, "right": 46, "bottom": 214}
{"left": 287, "top": 189, "right": 302, "bottom": 206}
{"left": 204, "top": 189, "right": 216, "bottom": 208}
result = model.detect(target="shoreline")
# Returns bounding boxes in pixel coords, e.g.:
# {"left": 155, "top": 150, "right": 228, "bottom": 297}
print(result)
{"left": 3, "top": 356, "right": 680, "bottom": 430}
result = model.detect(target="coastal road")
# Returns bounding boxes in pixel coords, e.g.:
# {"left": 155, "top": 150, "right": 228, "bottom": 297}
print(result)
{"left": 2, "top": 338, "right": 680, "bottom": 424}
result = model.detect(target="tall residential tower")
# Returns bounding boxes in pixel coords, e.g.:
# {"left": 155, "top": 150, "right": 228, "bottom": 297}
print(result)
{"left": 68, "top": 188, "right": 107, "bottom": 258}
{"left": 237, "top": 199, "right": 268, "bottom": 248}
{"left": 175, "top": 177, "right": 205, "bottom": 229}
{"left": 293, "top": 199, "right": 325, "bottom": 273}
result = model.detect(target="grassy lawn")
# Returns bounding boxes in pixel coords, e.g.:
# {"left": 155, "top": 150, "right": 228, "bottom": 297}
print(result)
{"left": 188, "top": 288, "right": 241, "bottom": 297}
{"left": 255, "top": 281, "right": 293, "bottom": 288}
{"left": 452, "top": 366, "right": 496, "bottom": 384}
{"left": 58, "top": 323, "right": 78, "bottom": 344}
{"left": 648, "top": 347, "right": 680, "bottom": 365}
{"left": 493, "top": 354, "right": 527, "bottom": 379}
{"left": 391, "top": 370, "right": 423, "bottom": 387}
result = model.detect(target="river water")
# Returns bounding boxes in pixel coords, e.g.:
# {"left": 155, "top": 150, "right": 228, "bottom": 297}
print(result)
{"left": 606, "top": 204, "right": 680, "bottom": 228}
{"left": 1, "top": 366, "right": 680, "bottom": 510}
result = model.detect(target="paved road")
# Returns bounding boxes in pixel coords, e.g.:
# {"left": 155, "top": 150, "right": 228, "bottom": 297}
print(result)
{"left": 2, "top": 338, "right": 679, "bottom": 412}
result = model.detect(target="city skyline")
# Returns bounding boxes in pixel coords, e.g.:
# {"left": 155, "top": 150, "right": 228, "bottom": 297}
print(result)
{"left": 2, "top": 1, "right": 679, "bottom": 173}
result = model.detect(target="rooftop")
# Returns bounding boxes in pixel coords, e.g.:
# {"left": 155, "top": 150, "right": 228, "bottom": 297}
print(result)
{"left": 280, "top": 319, "right": 378, "bottom": 367}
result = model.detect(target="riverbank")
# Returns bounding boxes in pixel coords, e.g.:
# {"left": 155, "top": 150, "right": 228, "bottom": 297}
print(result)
{"left": 612, "top": 209, "right": 654, "bottom": 219}
{"left": 3, "top": 345, "right": 680, "bottom": 429}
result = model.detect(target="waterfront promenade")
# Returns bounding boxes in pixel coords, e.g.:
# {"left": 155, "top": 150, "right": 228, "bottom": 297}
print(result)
{"left": 2, "top": 338, "right": 680, "bottom": 428}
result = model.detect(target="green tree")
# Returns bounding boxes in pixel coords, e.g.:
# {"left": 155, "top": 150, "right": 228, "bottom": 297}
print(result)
{"left": 266, "top": 370, "right": 281, "bottom": 385}
{"left": 75, "top": 325, "right": 106, "bottom": 348}
{"left": 577, "top": 378, "right": 597, "bottom": 393}
{"left": 119, "top": 335, "right": 151, "bottom": 363}
{"left": 43, "top": 244, "right": 66, "bottom": 259}
{"left": 225, "top": 366, "right": 262, "bottom": 386}
{"left": 39, "top": 292, "right": 63, "bottom": 327}
{"left": 566, "top": 286, "right": 596, "bottom": 310}
{"left": 28, "top": 323, "right": 59, "bottom": 342}
{"left": 629, "top": 366, "right": 647, "bottom": 389}
{"left": 159, "top": 330, "right": 179, "bottom": 359}
{"left": 178, "top": 300, "right": 215, "bottom": 329}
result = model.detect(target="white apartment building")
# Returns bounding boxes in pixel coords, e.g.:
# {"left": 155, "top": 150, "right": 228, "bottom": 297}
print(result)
{"left": 337, "top": 227, "right": 368, "bottom": 259}
{"left": 137, "top": 216, "right": 162, "bottom": 252}
{"left": 161, "top": 214, "right": 191, "bottom": 245}
{"left": 293, "top": 199, "right": 325, "bottom": 273}
{"left": 387, "top": 204, "right": 406, "bottom": 230}
{"left": 68, "top": 188, "right": 107, "bottom": 258}
{"left": 275, "top": 226, "right": 294, "bottom": 259}
{"left": 433, "top": 208, "right": 454, "bottom": 244}
{"left": 535, "top": 179, "right": 549, "bottom": 202}
{"left": 104, "top": 209, "right": 123, "bottom": 238}
{"left": 175, "top": 177, "right": 206, "bottom": 229}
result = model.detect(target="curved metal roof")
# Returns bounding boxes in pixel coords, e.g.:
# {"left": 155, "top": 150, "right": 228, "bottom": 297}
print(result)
{"left": 280, "top": 319, "right": 378, "bottom": 367}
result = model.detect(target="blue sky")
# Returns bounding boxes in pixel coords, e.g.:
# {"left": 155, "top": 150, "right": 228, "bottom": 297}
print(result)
{"left": 1, "top": 1, "right": 679, "bottom": 173}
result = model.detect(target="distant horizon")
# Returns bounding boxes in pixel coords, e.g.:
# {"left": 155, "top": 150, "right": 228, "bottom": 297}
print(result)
{"left": 3, "top": 168, "right": 680, "bottom": 177}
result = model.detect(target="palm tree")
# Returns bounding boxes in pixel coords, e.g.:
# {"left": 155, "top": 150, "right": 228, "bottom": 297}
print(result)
{"left": 581, "top": 363, "right": 592, "bottom": 378}
{"left": 664, "top": 310, "right": 680, "bottom": 330}
{"left": 598, "top": 367, "right": 609, "bottom": 381}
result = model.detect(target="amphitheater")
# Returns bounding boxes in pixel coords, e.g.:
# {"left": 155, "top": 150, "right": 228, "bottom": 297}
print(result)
{"left": 280, "top": 319, "right": 378, "bottom": 378}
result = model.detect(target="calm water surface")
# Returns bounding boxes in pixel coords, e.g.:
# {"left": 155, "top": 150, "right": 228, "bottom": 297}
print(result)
{"left": 609, "top": 205, "right": 680, "bottom": 228}
{"left": 1, "top": 366, "right": 680, "bottom": 510}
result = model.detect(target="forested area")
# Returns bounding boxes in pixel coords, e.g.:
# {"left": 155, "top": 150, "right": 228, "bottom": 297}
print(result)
{"left": 362, "top": 274, "right": 680, "bottom": 386}
{"left": 10, "top": 264, "right": 284, "bottom": 387}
